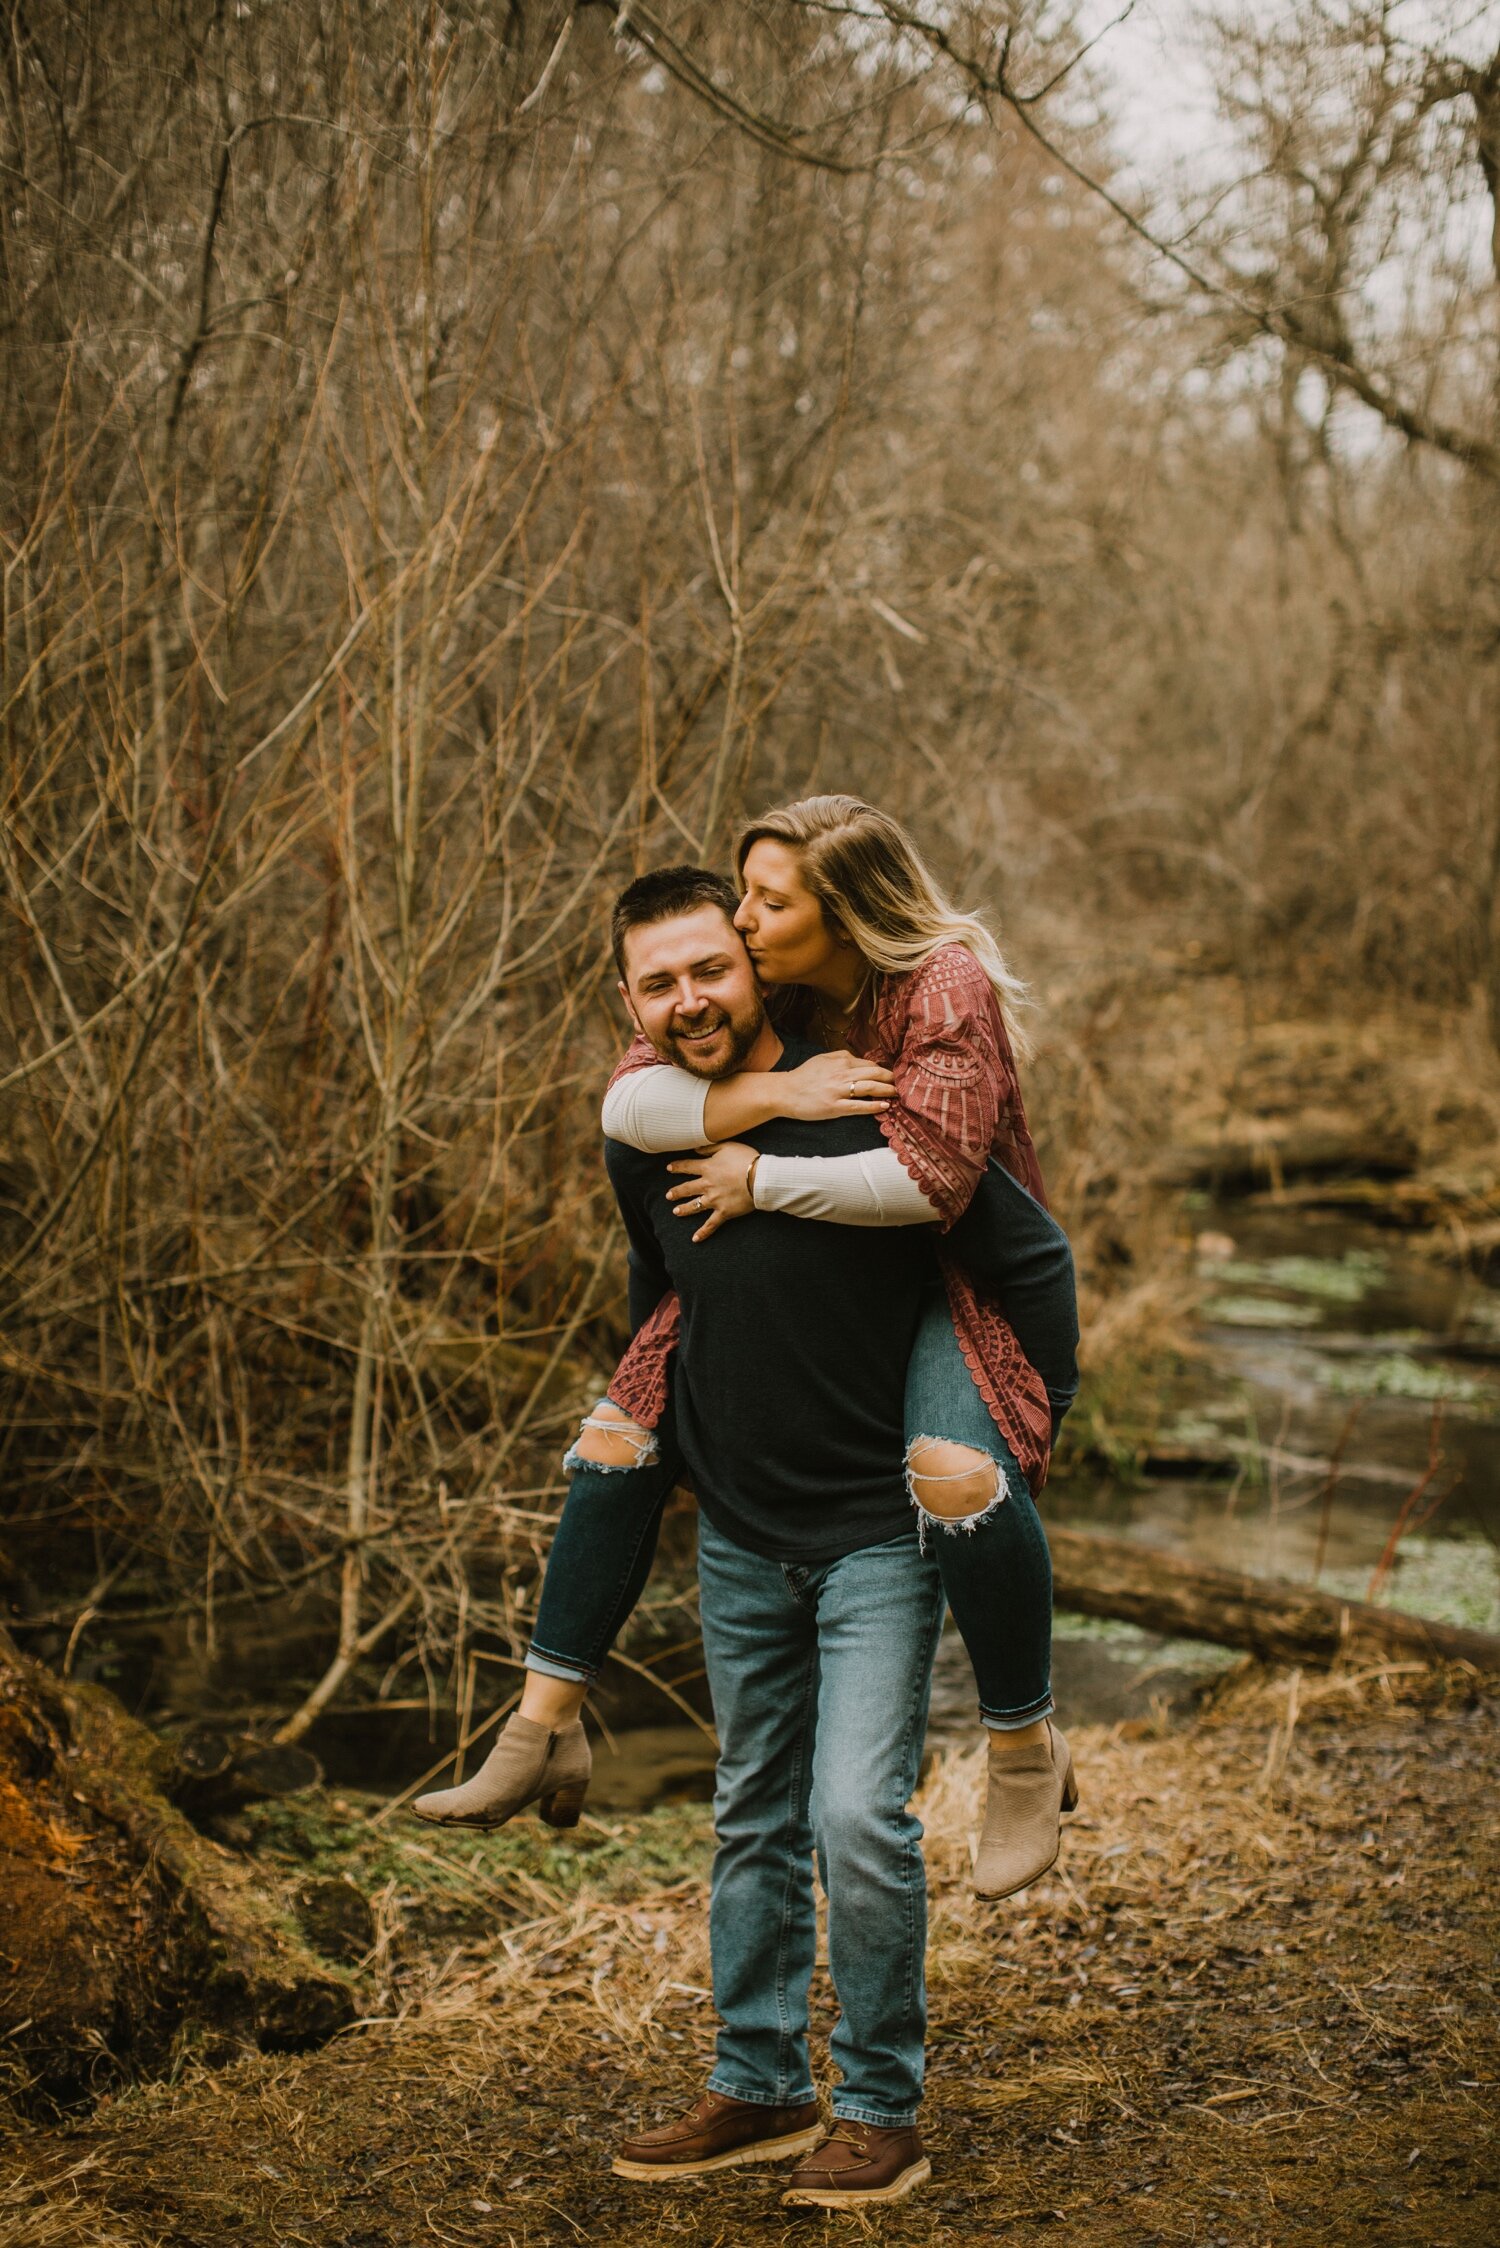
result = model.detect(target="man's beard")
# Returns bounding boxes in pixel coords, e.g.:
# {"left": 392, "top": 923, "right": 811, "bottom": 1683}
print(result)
{"left": 659, "top": 1000, "right": 764, "bottom": 1079}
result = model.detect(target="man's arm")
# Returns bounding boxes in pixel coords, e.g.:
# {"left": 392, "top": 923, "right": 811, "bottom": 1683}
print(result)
{"left": 604, "top": 1139, "right": 673, "bottom": 1336}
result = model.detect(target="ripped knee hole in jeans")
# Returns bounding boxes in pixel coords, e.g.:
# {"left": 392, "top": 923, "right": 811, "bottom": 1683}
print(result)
{"left": 562, "top": 1401, "right": 660, "bottom": 1475}
{"left": 904, "top": 1436, "right": 1009, "bottom": 1546}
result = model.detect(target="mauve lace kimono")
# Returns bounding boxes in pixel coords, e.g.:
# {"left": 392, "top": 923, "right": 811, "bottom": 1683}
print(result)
{"left": 602, "top": 945, "right": 1055, "bottom": 1493}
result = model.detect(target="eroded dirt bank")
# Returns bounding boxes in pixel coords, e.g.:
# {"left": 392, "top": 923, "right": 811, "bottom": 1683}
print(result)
{"left": 4, "top": 1665, "right": 1495, "bottom": 2248}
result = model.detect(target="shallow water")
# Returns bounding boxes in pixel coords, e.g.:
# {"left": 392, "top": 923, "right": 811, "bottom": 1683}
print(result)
{"left": 1102, "top": 1201, "right": 1500, "bottom": 1578}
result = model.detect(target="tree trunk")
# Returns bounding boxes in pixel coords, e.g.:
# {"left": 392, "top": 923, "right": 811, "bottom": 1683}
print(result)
{"left": 0, "top": 1633, "right": 351, "bottom": 2106}
{"left": 1049, "top": 1528, "right": 1500, "bottom": 1672}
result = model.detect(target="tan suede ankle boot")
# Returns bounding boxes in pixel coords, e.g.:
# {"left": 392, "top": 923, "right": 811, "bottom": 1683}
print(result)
{"left": 411, "top": 1712, "right": 590, "bottom": 1830}
{"left": 972, "top": 1721, "right": 1078, "bottom": 1899}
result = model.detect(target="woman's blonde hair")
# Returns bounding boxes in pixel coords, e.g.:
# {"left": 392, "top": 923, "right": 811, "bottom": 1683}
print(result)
{"left": 733, "top": 793, "right": 1033, "bottom": 1060}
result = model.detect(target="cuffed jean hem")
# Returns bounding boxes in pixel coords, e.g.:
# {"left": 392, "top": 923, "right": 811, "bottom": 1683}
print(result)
{"left": 832, "top": 2102, "right": 920, "bottom": 2129}
{"left": 707, "top": 2073, "right": 817, "bottom": 2109}
{"left": 980, "top": 1692, "right": 1055, "bottom": 1731}
{"left": 524, "top": 1646, "right": 595, "bottom": 1685}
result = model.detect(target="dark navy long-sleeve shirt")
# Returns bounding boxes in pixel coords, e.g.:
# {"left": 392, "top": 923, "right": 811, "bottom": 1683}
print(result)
{"left": 605, "top": 1036, "right": 934, "bottom": 1564}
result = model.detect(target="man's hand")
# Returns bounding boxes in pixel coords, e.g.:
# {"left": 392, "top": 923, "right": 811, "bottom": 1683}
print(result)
{"left": 779, "top": 1050, "right": 895, "bottom": 1120}
{"left": 666, "top": 1143, "right": 760, "bottom": 1242}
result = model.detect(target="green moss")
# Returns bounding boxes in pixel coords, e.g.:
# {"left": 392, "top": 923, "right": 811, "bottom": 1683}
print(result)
{"left": 1201, "top": 1294, "right": 1323, "bottom": 1327}
{"left": 1318, "top": 1354, "right": 1489, "bottom": 1405}
{"left": 1318, "top": 1535, "right": 1500, "bottom": 1634}
{"left": 1460, "top": 1292, "right": 1500, "bottom": 1343}
{"left": 1052, "top": 1612, "right": 1240, "bottom": 1671}
{"left": 1206, "top": 1251, "right": 1388, "bottom": 1303}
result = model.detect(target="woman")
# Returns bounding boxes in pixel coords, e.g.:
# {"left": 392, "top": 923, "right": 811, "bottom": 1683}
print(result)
{"left": 415, "top": 796, "right": 1080, "bottom": 1896}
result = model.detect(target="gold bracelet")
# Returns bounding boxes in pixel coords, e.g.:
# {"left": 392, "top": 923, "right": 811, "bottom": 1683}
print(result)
{"left": 745, "top": 1151, "right": 761, "bottom": 1206}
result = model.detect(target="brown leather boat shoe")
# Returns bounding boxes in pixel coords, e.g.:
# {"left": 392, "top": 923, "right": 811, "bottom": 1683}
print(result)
{"left": 781, "top": 2120, "right": 931, "bottom": 2207}
{"left": 611, "top": 2089, "right": 823, "bottom": 2180}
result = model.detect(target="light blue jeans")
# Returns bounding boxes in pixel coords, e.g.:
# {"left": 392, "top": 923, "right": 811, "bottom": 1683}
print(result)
{"left": 697, "top": 1514, "right": 947, "bottom": 2128}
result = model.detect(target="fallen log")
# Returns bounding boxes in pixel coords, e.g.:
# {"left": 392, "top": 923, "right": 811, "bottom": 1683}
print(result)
{"left": 1251, "top": 1175, "right": 1500, "bottom": 1236}
{"left": 1153, "top": 1125, "right": 1417, "bottom": 1193}
{"left": 0, "top": 1631, "right": 352, "bottom": 2107}
{"left": 1049, "top": 1527, "right": 1500, "bottom": 1672}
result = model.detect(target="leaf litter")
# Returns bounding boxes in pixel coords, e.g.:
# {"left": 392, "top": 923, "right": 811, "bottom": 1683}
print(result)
{"left": 2, "top": 1663, "right": 1495, "bottom": 2247}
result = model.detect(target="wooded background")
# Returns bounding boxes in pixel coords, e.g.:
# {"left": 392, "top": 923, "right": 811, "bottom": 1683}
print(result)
{"left": 3, "top": 0, "right": 1497, "bottom": 1741}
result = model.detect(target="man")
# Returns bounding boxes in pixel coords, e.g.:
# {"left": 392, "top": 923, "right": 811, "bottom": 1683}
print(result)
{"left": 594, "top": 865, "right": 945, "bottom": 2210}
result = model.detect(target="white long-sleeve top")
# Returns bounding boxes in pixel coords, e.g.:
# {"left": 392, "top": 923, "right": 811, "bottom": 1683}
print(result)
{"left": 601, "top": 1063, "right": 711, "bottom": 1149}
{"left": 600, "top": 1063, "right": 939, "bottom": 1226}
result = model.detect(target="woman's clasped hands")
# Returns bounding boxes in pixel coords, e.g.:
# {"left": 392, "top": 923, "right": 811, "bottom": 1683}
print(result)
{"left": 774, "top": 1048, "right": 896, "bottom": 1120}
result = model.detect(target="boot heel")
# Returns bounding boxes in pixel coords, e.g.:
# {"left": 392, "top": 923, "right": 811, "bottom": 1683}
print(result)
{"left": 540, "top": 1781, "right": 588, "bottom": 1829}
{"left": 1061, "top": 1762, "right": 1079, "bottom": 1813}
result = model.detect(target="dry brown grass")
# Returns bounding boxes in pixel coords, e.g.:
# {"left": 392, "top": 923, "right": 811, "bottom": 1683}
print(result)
{"left": 3, "top": 1662, "right": 1495, "bottom": 2247}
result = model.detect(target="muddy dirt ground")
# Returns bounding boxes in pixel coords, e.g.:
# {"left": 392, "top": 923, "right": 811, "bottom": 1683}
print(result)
{"left": 4, "top": 1665, "right": 1496, "bottom": 2248}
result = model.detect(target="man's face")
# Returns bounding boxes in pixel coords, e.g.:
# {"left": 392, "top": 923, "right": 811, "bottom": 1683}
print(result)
{"left": 619, "top": 904, "right": 766, "bottom": 1079}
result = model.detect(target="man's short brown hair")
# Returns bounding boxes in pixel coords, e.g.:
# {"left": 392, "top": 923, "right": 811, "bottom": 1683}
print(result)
{"left": 610, "top": 864, "right": 741, "bottom": 980}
